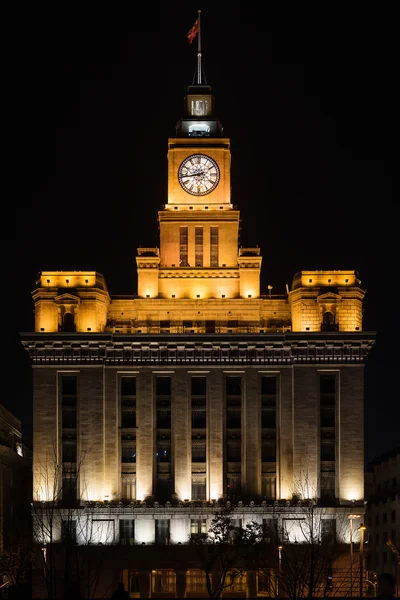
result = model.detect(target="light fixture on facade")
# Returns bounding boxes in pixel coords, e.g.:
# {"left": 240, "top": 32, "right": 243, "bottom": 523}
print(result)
{"left": 221, "top": 294, "right": 225, "bottom": 298}
{"left": 248, "top": 294, "right": 252, "bottom": 298}
{"left": 171, "top": 294, "right": 175, "bottom": 298}
{"left": 196, "top": 294, "right": 200, "bottom": 298}
{"left": 306, "top": 327, "right": 310, "bottom": 331}
{"left": 87, "top": 328, "right": 91, "bottom": 331}
{"left": 40, "top": 328, "right": 45, "bottom": 331}
{"left": 146, "top": 294, "right": 150, "bottom": 298}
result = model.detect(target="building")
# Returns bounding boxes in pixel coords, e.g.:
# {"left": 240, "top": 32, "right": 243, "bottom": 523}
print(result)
{"left": 365, "top": 447, "right": 400, "bottom": 596}
{"left": 21, "top": 32, "right": 376, "bottom": 599}
{"left": 0, "top": 402, "right": 32, "bottom": 552}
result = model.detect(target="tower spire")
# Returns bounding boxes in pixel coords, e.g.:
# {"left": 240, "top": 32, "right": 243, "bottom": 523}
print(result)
{"left": 197, "top": 9, "right": 202, "bottom": 84}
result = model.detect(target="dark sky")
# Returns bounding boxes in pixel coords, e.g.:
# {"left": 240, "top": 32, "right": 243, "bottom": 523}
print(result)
{"left": 5, "top": 3, "right": 396, "bottom": 464}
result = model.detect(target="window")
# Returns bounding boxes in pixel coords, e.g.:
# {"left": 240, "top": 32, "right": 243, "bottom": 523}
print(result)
{"left": 227, "top": 444, "right": 241, "bottom": 462}
{"left": 61, "top": 519, "right": 76, "bottom": 543}
{"left": 63, "top": 312, "right": 75, "bottom": 332}
{"left": 62, "top": 474, "right": 77, "bottom": 504}
{"left": 262, "top": 477, "right": 276, "bottom": 501}
{"left": 121, "top": 476, "right": 135, "bottom": 501}
{"left": 155, "top": 519, "right": 170, "bottom": 545}
{"left": 121, "top": 377, "right": 136, "bottom": 396}
{"left": 180, "top": 227, "right": 189, "bottom": 266}
{"left": 156, "top": 443, "right": 171, "bottom": 462}
{"left": 192, "top": 444, "right": 206, "bottom": 462}
{"left": 129, "top": 571, "right": 140, "bottom": 594}
{"left": 62, "top": 440, "right": 77, "bottom": 463}
{"left": 191, "top": 519, "right": 207, "bottom": 535}
{"left": 210, "top": 226, "right": 219, "bottom": 266}
{"left": 195, "top": 227, "right": 203, "bottom": 267}
{"left": 62, "top": 407, "right": 76, "bottom": 429}
{"left": 62, "top": 375, "right": 77, "bottom": 396}
{"left": 383, "top": 512, "right": 387, "bottom": 524}
{"left": 156, "top": 407, "right": 171, "bottom": 429}
{"left": 122, "top": 445, "right": 136, "bottom": 463}
{"left": 391, "top": 509, "right": 396, "bottom": 522}
{"left": 321, "top": 470, "right": 335, "bottom": 499}
{"left": 258, "top": 569, "right": 276, "bottom": 595}
{"left": 152, "top": 570, "right": 175, "bottom": 593}
{"left": 321, "top": 519, "right": 336, "bottom": 544}
{"left": 192, "top": 410, "right": 206, "bottom": 429}
{"left": 191, "top": 377, "right": 206, "bottom": 396}
{"left": 226, "top": 571, "right": 246, "bottom": 592}
{"left": 192, "top": 479, "right": 206, "bottom": 500}
{"left": 226, "top": 376, "right": 242, "bottom": 396}
{"left": 262, "top": 410, "right": 276, "bottom": 428}
{"left": 121, "top": 409, "right": 136, "bottom": 428}
{"left": 227, "top": 410, "right": 241, "bottom": 428}
{"left": 160, "top": 319, "right": 170, "bottom": 332}
{"left": 322, "top": 311, "right": 336, "bottom": 331}
{"left": 262, "top": 440, "right": 276, "bottom": 462}
{"left": 227, "top": 475, "right": 241, "bottom": 499}
{"left": 187, "top": 569, "right": 207, "bottom": 593}
{"left": 156, "top": 376, "right": 171, "bottom": 396}
{"left": 263, "top": 518, "right": 278, "bottom": 543}
{"left": 205, "top": 320, "right": 215, "bottom": 333}
{"left": 119, "top": 519, "right": 134, "bottom": 545}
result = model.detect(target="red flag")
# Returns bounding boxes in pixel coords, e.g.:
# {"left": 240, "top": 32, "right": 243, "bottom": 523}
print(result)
{"left": 187, "top": 18, "right": 199, "bottom": 44}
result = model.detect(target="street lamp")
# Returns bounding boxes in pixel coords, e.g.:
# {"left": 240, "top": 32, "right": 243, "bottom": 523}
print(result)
{"left": 348, "top": 514, "right": 361, "bottom": 597}
{"left": 358, "top": 523, "right": 367, "bottom": 598}
{"left": 277, "top": 545, "right": 283, "bottom": 598}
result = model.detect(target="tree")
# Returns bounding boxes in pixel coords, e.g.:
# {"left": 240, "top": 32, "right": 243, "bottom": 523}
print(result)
{"left": 189, "top": 503, "right": 263, "bottom": 598}
{"left": 258, "top": 471, "right": 359, "bottom": 598}
{"left": 32, "top": 446, "right": 115, "bottom": 599}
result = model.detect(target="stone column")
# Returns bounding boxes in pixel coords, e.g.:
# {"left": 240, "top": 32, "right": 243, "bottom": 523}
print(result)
{"left": 246, "top": 570, "right": 257, "bottom": 598}
{"left": 136, "top": 372, "right": 154, "bottom": 501}
{"left": 172, "top": 371, "right": 190, "bottom": 501}
{"left": 139, "top": 570, "right": 151, "bottom": 598}
{"left": 175, "top": 569, "right": 187, "bottom": 598}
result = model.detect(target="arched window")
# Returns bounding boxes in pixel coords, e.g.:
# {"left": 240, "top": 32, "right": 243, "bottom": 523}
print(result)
{"left": 322, "top": 311, "right": 335, "bottom": 331}
{"left": 63, "top": 312, "right": 75, "bottom": 332}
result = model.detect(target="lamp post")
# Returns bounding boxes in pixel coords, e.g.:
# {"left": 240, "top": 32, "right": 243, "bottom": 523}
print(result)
{"left": 348, "top": 514, "right": 361, "bottom": 597}
{"left": 277, "top": 545, "right": 282, "bottom": 598}
{"left": 358, "top": 523, "right": 367, "bottom": 598}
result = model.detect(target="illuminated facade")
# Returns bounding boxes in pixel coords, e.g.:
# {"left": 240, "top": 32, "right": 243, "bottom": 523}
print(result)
{"left": 22, "top": 61, "right": 376, "bottom": 598}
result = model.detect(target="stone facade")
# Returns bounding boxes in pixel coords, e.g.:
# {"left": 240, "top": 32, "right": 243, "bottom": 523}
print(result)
{"left": 21, "top": 67, "right": 377, "bottom": 598}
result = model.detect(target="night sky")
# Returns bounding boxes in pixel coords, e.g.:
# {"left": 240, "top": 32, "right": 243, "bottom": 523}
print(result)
{"left": 5, "top": 4, "right": 396, "bottom": 465}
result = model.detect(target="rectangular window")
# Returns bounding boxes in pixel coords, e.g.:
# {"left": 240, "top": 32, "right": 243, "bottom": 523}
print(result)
{"left": 210, "top": 226, "right": 219, "bottom": 267}
{"left": 62, "top": 375, "right": 77, "bottom": 396}
{"left": 155, "top": 519, "right": 170, "bottom": 545}
{"left": 121, "top": 477, "right": 136, "bottom": 501}
{"left": 192, "top": 443, "right": 206, "bottom": 462}
{"left": 156, "top": 376, "right": 171, "bottom": 396}
{"left": 258, "top": 569, "right": 276, "bottom": 595}
{"left": 263, "top": 518, "right": 278, "bottom": 543}
{"left": 156, "top": 443, "right": 171, "bottom": 463}
{"left": 121, "top": 444, "right": 136, "bottom": 463}
{"left": 62, "top": 440, "right": 77, "bottom": 463}
{"left": 227, "top": 444, "right": 241, "bottom": 462}
{"left": 262, "top": 476, "right": 276, "bottom": 501}
{"left": 160, "top": 319, "right": 170, "bottom": 332}
{"left": 129, "top": 571, "right": 140, "bottom": 594}
{"left": 119, "top": 519, "right": 134, "bottom": 545}
{"left": 152, "top": 570, "right": 176, "bottom": 594}
{"left": 192, "top": 479, "right": 206, "bottom": 500}
{"left": 191, "top": 377, "right": 207, "bottom": 396}
{"left": 62, "top": 474, "right": 77, "bottom": 504}
{"left": 61, "top": 519, "right": 76, "bottom": 544}
{"left": 192, "top": 409, "right": 206, "bottom": 429}
{"left": 226, "top": 571, "right": 246, "bottom": 592}
{"left": 62, "top": 375, "right": 77, "bottom": 431}
{"left": 121, "top": 408, "right": 136, "bottom": 428}
{"left": 320, "top": 373, "right": 336, "bottom": 487}
{"left": 180, "top": 227, "right": 189, "bottom": 266}
{"left": 121, "top": 377, "right": 136, "bottom": 397}
{"left": 227, "top": 475, "right": 241, "bottom": 499}
{"left": 191, "top": 519, "right": 207, "bottom": 535}
{"left": 321, "top": 519, "right": 336, "bottom": 544}
{"left": 321, "top": 470, "right": 335, "bottom": 498}
{"left": 156, "top": 376, "right": 171, "bottom": 429}
{"left": 195, "top": 227, "right": 203, "bottom": 267}
{"left": 226, "top": 376, "right": 242, "bottom": 396}
{"left": 187, "top": 569, "right": 207, "bottom": 593}
{"left": 262, "top": 439, "right": 276, "bottom": 462}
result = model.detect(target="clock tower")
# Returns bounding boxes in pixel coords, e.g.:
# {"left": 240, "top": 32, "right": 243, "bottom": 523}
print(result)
{"left": 137, "top": 79, "right": 263, "bottom": 302}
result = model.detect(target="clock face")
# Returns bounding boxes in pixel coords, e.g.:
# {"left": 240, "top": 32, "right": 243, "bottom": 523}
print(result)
{"left": 178, "top": 154, "right": 220, "bottom": 196}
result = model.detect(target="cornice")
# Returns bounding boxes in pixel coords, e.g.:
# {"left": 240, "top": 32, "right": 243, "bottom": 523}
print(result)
{"left": 20, "top": 331, "right": 376, "bottom": 366}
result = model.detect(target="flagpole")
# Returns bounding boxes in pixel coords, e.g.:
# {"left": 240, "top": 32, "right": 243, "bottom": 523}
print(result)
{"left": 197, "top": 9, "right": 201, "bottom": 84}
